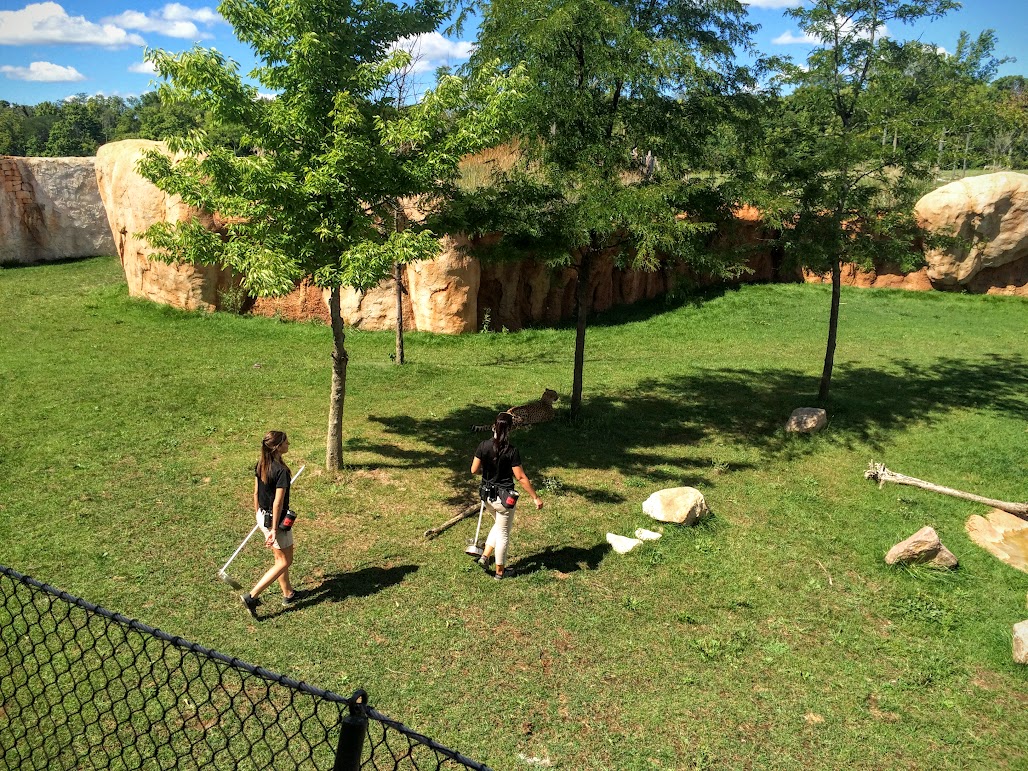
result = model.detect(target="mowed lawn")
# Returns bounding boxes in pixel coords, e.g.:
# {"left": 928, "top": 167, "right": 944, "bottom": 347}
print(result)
{"left": 2, "top": 255, "right": 1026, "bottom": 770}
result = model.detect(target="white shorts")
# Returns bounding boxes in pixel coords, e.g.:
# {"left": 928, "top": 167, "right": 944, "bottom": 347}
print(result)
{"left": 256, "top": 510, "right": 294, "bottom": 550}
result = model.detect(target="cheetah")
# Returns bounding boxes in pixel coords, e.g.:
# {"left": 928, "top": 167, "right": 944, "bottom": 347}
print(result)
{"left": 472, "top": 389, "right": 560, "bottom": 432}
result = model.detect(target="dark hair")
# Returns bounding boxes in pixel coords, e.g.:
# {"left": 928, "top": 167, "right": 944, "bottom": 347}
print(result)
{"left": 258, "top": 430, "right": 288, "bottom": 483}
{"left": 492, "top": 413, "right": 512, "bottom": 456}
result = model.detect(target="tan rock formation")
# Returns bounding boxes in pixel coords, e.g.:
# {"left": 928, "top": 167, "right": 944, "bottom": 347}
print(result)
{"left": 915, "top": 171, "right": 1028, "bottom": 288}
{"left": 885, "top": 525, "right": 958, "bottom": 569}
{"left": 94, "top": 139, "right": 236, "bottom": 312}
{"left": 965, "top": 508, "right": 1028, "bottom": 574}
{"left": 643, "top": 487, "right": 709, "bottom": 526}
{"left": 803, "top": 264, "right": 934, "bottom": 291}
{"left": 0, "top": 156, "right": 115, "bottom": 265}
{"left": 406, "top": 234, "right": 481, "bottom": 334}
{"left": 785, "top": 408, "right": 828, "bottom": 434}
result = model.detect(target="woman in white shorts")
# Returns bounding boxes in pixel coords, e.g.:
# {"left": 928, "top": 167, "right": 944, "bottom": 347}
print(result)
{"left": 240, "top": 430, "right": 299, "bottom": 617}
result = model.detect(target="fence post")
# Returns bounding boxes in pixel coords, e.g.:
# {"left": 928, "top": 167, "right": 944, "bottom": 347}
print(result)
{"left": 334, "top": 689, "right": 369, "bottom": 771}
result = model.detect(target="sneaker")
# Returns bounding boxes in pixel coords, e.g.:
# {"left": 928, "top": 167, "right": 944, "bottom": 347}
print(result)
{"left": 240, "top": 593, "right": 259, "bottom": 618}
{"left": 281, "top": 590, "right": 303, "bottom": 606}
{"left": 478, "top": 554, "right": 492, "bottom": 568}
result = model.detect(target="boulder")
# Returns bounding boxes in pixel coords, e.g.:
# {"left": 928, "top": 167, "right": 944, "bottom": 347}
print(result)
{"left": 785, "top": 408, "right": 828, "bottom": 434}
{"left": 0, "top": 156, "right": 115, "bottom": 264}
{"left": 965, "top": 508, "right": 1028, "bottom": 574}
{"left": 643, "top": 487, "right": 708, "bottom": 525}
{"left": 406, "top": 234, "right": 481, "bottom": 333}
{"left": 1014, "top": 621, "right": 1028, "bottom": 665}
{"left": 915, "top": 172, "right": 1028, "bottom": 288}
{"left": 885, "top": 526, "right": 958, "bottom": 569}
{"left": 94, "top": 139, "right": 236, "bottom": 312}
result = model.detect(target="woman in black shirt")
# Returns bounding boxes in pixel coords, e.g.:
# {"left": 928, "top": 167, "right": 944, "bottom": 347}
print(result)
{"left": 240, "top": 430, "right": 298, "bottom": 617}
{"left": 471, "top": 412, "right": 543, "bottom": 580}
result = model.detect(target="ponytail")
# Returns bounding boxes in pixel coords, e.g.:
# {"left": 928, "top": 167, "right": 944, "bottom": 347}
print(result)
{"left": 258, "top": 430, "right": 288, "bottom": 483}
{"left": 492, "top": 413, "right": 512, "bottom": 457}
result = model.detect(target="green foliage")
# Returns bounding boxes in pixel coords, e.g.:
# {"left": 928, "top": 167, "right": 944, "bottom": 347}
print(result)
{"left": 449, "top": 0, "right": 761, "bottom": 413}
{"left": 134, "top": 0, "right": 524, "bottom": 469}
{"left": 753, "top": 1, "right": 1005, "bottom": 399}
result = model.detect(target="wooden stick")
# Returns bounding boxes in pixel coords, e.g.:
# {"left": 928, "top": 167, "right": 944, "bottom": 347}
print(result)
{"left": 864, "top": 462, "right": 1028, "bottom": 520}
{"left": 423, "top": 503, "right": 480, "bottom": 539}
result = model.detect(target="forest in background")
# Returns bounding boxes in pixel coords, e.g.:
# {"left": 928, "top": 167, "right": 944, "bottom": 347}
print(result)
{"left": 1, "top": 74, "right": 1027, "bottom": 174}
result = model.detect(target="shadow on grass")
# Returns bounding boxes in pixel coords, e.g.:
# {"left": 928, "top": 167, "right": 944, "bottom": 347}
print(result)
{"left": 363, "top": 353, "right": 1027, "bottom": 500}
{"left": 514, "top": 543, "right": 610, "bottom": 576}
{"left": 280, "top": 564, "right": 418, "bottom": 614}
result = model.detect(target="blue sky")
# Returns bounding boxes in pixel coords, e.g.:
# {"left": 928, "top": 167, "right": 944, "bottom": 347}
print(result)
{"left": 0, "top": 0, "right": 1025, "bottom": 105}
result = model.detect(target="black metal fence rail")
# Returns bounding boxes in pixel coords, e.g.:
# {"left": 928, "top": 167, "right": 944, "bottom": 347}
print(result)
{"left": 0, "top": 564, "right": 492, "bottom": 771}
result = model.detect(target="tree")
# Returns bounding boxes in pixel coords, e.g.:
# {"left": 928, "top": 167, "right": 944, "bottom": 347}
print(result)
{"left": 452, "top": 0, "right": 759, "bottom": 417}
{"left": 137, "top": 0, "right": 521, "bottom": 470}
{"left": 756, "top": 1, "right": 1002, "bottom": 401}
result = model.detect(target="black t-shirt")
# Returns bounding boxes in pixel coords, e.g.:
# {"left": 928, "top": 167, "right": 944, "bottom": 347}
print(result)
{"left": 474, "top": 440, "right": 522, "bottom": 488}
{"left": 255, "top": 461, "right": 291, "bottom": 513}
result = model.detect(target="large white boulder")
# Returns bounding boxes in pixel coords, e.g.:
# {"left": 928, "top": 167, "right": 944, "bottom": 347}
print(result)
{"left": 785, "top": 408, "right": 828, "bottom": 434}
{"left": 0, "top": 156, "right": 115, "bottom": 264}
{"left": 94, "top": 139, "right": 236, "bottom": 311}
{"left": 915, "top": 172, "right": 1028, "bottom": 286}
{"left": 965, "top": 508, "right": 1028, "bottom": 574}
{"left": 643, "top": 487, "right": 708, "bottom": 525}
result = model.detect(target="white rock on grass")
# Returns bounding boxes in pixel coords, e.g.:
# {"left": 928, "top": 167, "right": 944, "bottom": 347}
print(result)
{"left": 1014, "top": 620, "right": 1028, "bottom": 665}
{"left": 607, "top": 533, "right": 643, "bottom": 554}
{"left": 643, "top": 487, "right": 708, "bottom": 525}
{"left": 634, "top": 528, "right": 662, "bottom": 541}
{"left": 785, "top": 407, "right": 828, "bottom": 433}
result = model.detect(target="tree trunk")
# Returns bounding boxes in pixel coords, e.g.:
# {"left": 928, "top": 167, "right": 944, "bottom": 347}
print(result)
{"left": 570, "top": 247, "right": 594, "bottom": 418}
{"left": 394, "top": 261, "right": 405, "bottom": 365}
{"left": 326, "top": 286, "right": 349, "bottom": 470}
{"left": 818, "top": 257, "right": 842, "bottom": 402}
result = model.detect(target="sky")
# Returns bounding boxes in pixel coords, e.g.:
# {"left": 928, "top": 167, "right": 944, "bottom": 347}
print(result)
{"left": 0, "top": 0, "right": 1026, "bottom": 105}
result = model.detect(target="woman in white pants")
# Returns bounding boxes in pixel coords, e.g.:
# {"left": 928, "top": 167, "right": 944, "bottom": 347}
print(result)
{"left": 471, "top": 412, "right": 543, "bottom": 580}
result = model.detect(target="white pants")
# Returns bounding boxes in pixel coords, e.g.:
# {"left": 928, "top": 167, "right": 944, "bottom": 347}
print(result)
{"left": 484, "top": 499, "right": 514, "bottom": 566}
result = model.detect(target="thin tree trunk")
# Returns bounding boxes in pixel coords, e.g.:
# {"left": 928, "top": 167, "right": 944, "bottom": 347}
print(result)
{"left": 326, "top": 286, "right": 349, "bottom": 470}
{"left": 818, "top": 257, "right": 842, "bottom": 402}
{"left": 865, "top": 462, "right": 1028, "bottom": 520}
{"left": 570, "top": 247, "right": 594, "bottom": 418}
{"left": 936, "top": 128, "right": 946, "bottom": 172}
{"left": 394, "top": 261, "right": 405, "bottom": 365}
{"left": 962, "top": 131, "right": 971, "bottom": 176}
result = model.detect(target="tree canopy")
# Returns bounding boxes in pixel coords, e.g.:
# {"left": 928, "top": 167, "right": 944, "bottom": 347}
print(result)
{"left": 137, "top": 0, "right": 523, "bottom": 469}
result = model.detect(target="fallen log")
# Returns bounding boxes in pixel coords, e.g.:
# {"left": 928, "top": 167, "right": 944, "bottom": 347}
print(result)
{"left": 864, "top": 462, "right": 1028, "bottom": 521}
{"left": 423, "top": 502, "right": 480, "bottom": 539}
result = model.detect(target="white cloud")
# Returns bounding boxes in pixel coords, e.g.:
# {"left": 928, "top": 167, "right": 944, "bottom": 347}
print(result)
{"left": 0, "top": 61, "right": 86, "bottom": 82}
{"left": 389, "top": 32, "right": 475, "bottom": 74}
{"left": 103, "top": 5, "right": 223, "bottom": 39}
{"left": 772, "top": 30, "right": 819, "bottom": 45}
{"left": 773, "top": 17, "right": 889, "bottom": 45}
{"left": 0, "top": 3, "right": 146, "bottom": 47}
{"left": 128, "top": 60, "right": 158, "bottom": 74}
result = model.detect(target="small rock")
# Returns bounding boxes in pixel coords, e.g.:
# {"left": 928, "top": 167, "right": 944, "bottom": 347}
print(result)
{"left": 785, "top": 408, "right": 828, "bottom": 433}
{"left": 885, "top": 526, "right": 941, "bottom": 566}
{"left": 1014, "top": 620, "right": 1028, "bottom": 665}
{"left": 606, "top": 533, "right": 643, "bottom": 554}
{"left": 884, "top": 528, "right": 959, "bottom": 570}
{"left": 634, "top": 528, "right": 662, "bottom": 541}
{"left": 643, "top": 487, "right": 708, "bottom": 525}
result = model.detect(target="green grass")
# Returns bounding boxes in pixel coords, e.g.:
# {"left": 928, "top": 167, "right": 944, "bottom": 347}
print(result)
{"left": 2, "top": 256, "right": 1027, "bottom": 769}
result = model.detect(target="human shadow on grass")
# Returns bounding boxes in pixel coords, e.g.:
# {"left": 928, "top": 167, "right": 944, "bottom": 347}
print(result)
{"left": 275, "top": 564, "right": 418, "bottom": 615}
{"left": 363, "top": 353, "right": 1027, "bottom": 501}
{"left": 514, "top": 543, "right": 610, "bottom": 576}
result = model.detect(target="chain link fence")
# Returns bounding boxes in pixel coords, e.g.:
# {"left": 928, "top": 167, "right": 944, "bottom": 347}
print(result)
{"left": 0, "top": 564, "right": 492, "bottom": 771}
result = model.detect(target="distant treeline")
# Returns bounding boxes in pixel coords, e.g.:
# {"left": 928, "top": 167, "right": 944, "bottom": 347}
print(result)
{"left": 1, "top": 77, "right": 1026, "bottom": 171}
{"left": 0, "top": 92, "right": 243, "bottom": 157}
